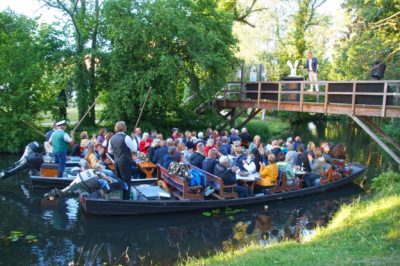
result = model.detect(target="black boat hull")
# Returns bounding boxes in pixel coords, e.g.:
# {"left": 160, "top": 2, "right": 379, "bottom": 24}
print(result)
{"left": 30, "top": 175, "right": 157, "bottom": 190}
{"left": 30, "top": 176, "right": 75, "bottom": 189}
{"left": 81, "top": 164, "right": 366, "bottom": 216}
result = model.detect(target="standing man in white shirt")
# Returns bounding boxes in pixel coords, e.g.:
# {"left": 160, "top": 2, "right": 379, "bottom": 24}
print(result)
{"left": 131, "top": 127, "right": 142, "bottom": 149}
{"left": 108, "top": 121, "right": 137, "bottom": 199}
{"left": 304, "top": 51, "right": 319, "bottom": 92}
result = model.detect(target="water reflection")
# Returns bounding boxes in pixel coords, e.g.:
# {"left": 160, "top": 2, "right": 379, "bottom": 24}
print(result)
{"left": 288, "top": 120, "right": 399, "bottom": 175}
{"left": 0, "top": 120, "right": 398, "bottom": 265}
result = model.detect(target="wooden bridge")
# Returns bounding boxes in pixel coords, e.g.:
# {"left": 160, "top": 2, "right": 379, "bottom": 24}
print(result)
{"left": 215, "top": 80, "right": 400, "bottom": 118}
{"left": 214, "top": 80, "right": 400, "bottom": 164}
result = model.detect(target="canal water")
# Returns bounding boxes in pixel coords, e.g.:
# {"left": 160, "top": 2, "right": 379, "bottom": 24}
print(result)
{"left": 0, "top": 120, "right": 397, "bottom": 265}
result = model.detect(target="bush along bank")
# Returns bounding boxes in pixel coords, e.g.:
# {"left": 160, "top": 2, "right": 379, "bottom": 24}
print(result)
{"left": 185, "top": 171, "right": 400, "bottom": 266}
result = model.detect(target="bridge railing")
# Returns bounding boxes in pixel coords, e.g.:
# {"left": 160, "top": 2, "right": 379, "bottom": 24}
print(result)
{"left": 217, "top": 80, "right": 400, "bottom": 118}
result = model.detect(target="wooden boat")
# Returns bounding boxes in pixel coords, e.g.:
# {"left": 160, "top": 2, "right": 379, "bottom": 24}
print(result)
{"left": 30, "top": 173, "right": 157, "bottom": 190}
{"left": 42, "top": 155, "right": 81, "bottom": 167}
{"left": 80, "top": 163, "right": 366, "bottom": 216}
{"left": 30, "top": 175, "right": 76, "bottom": 189}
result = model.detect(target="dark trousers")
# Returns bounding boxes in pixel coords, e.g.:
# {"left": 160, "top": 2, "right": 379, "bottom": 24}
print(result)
{"left": 254, "top": 184, "right": 273, "bottom": 194}
{"left": 235, "top": 185, "right": 249, "bottom": 198}
{"left": 115, "top": 159, "right": 133, "bottom": 200}
{"left": 54, "top": 152, "right": 67, "bottom": 177}
{"left": 304, "top": 173, "right": 320, "bottom": 187}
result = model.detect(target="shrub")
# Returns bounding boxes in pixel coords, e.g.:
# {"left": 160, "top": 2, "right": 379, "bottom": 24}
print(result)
{"left": 371, "top": 171, "right": 400, "bottom": 196}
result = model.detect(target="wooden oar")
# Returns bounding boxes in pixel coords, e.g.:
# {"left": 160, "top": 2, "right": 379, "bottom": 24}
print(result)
{"left": 73, "top": 93, "right": 102, "bottom": 132}
{"left": 133, "top": 87, "right": 152, "bottom": 130}
{"left": 22, "top": 120, "right": 46, "bottom": 137}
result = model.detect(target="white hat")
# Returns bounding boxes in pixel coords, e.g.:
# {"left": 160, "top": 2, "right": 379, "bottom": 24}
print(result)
{"left": 55, "top": 120, "right": 66, "bottom": 126}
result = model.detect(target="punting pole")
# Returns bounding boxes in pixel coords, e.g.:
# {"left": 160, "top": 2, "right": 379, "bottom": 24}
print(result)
{"left": 22, "top": 120, "right": 46, "bottom": 137}
{"left": 73, "top": 93, "right": 102, "bottom": 132}
{"left": 134, "top": 87, "right": 152, "bottom": 130}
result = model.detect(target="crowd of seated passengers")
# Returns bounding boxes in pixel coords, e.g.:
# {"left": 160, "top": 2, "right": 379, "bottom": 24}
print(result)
{"left": 65, "top": 125, "right": 348, "bottom": 197}
{"left": 174, "top": 129, "right": 345, "bottom": 192}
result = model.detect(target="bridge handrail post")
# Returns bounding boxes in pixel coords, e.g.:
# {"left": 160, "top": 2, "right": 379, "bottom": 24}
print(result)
{"left": 257, "top": 82, "right": 261, "bottom": 108}
{"left": 324, "top": 82, "right": 329, "bottom": 114}
{"left": 278, "top": 82, "right": 282, "bottom": 110}
{"left": 351, "top": 82, "right": 357, "bottom": 115}
{"left": 300, "top": 81, "right": 304, "bottom": 112}
{"left": 381, "top": 82, "right": 388, "bottom": 117}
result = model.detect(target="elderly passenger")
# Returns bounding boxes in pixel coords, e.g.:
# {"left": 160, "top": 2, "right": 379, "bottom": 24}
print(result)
{"left": 249, "top": 135, "right": 262, "bottom": 154}
{"left": 214, "top": 156, "right": 248, "bottom": 198}
{"left": 305, "top": 148, "right": 329, "bottom": 187}
{"left": 189, "top": 142, "right": 205, "bottom": 168}
{"left": 255, "top": 154, "right": 279, "bottom": 193}
{"left": 285, "top": 143, "right": 297, "bottom": 165}
{"left": 202, "top": 149, "right": 218, "bottom": 173}
{"left": 139, "top": 132, "right": 152, "bottom": 155}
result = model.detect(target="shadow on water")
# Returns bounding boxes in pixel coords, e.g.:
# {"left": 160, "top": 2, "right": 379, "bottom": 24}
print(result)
{"left": 0, "top": 120, "right": 396, "bottom": 265}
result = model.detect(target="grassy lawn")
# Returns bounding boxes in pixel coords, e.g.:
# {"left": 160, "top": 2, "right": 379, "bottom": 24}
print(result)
{"left": 40, "top": 104, "right": 105, "bottom": 124}
{"left": 237, "top": 115, "right": 290, "bottom": 141}
{"left": 185, "top": 171, "right": 400, "bottom": 266}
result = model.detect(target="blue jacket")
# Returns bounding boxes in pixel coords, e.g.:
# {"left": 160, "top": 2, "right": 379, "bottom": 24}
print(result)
{"left": 153, "top": 146, "right": 168, "bottom": 165}
{"left": 305, "top": 57, "right": 318, "bottom": 73}
{"left": 162, "top": 154, "right": 172, "bottom": 169}
{"left": 202, "top": 158, "right": 217, "bottom": 174}
{"left": 189, "top": 152, "right": 205, "bottom": 169}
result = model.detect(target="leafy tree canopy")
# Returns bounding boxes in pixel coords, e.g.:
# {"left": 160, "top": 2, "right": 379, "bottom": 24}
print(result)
{"left": 0, "top": 10, "right": 64, "bottom": 152}
{"left": 330, "top": 0, "right": 400, "bottom": 80}
{"left": 100, "top": 0, "right": 237, "bottom": 127}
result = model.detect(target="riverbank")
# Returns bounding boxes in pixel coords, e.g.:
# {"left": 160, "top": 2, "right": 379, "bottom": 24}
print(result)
{"left": 237, "top": 116, "right": 290, "bottom": 141}
{"left": 185, "top": 171, "right": 400, "bottom": 265}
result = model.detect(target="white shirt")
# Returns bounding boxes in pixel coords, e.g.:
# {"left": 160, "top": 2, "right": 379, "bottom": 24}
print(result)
{"left": 108, "top": 132, "right": 137, "bottom": 155}
{"left": 132, "top": 134, "right": 142, "bottom": 147}
{"left": 243, "top": 160, "right": 257, "bottom": 174}
{"left": 49, "top": 129, "right": 72, "bottom": 143}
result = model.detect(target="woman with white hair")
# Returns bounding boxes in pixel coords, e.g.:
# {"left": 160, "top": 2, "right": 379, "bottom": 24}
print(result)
{"left": 204, "top": 138, "right": 216, "bottom": 156}
{"left": 139, "top": 132, "right": 152, "bottom": 155}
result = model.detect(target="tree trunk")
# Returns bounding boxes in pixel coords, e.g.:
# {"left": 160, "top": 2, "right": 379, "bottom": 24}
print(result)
{"left": 86, "top": 0, "right": 100, "bottom": 126}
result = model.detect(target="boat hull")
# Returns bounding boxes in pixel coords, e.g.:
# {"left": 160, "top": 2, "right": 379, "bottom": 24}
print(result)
{"left": 81, "top": 163, "right": 366, "bottom": 216}
{"left": 30, "top": 176, "right": 75, "bottom": 189}
{"left": 30, "top": 175, "right": 157, "bottom": 190}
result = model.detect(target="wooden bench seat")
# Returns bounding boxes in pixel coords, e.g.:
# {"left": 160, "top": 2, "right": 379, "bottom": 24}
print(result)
{"left": 320, "top": 166, "right": 342, "bottom": 185}
{"left": 270, "top": 170, "right": 302, "bottom": 193}
{"left": 158, "top": 165, "right": 204, "bottom": 200}
{"left": 331, "top": 159, "right": 353, "bottom": 176}
{"left": 189, "top": 165, "right": 238, "bottom": 199}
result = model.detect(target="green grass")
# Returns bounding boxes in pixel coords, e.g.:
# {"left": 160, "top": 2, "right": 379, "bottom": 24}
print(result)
{"left": 40, "top": 104, "right": 105, "bottom": 124}
{"left": 238, "top": 116, "right": 290, "bottom": 141}
{"left": 185, "top": 171, "right": 400, "bottom": 266}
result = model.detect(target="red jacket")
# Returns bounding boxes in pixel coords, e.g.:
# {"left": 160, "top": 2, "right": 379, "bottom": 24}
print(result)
{"left": 139, "top": 139, "right": 152, "bottom": 154}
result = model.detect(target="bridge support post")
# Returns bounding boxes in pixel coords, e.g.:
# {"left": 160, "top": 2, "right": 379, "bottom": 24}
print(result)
{"left": 349, "top": 114, "right": 400, "bottom": 164}
{"left": 230, "top": 108, "right": 236, "bottom": 128}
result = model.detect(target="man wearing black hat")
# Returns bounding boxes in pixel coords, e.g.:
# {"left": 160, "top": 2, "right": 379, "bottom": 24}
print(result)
{"left": 49, "top": 120, "right": 75, "bottom": 177}
{"left": 108, "top": 121, "right": 137, "bottom": 200}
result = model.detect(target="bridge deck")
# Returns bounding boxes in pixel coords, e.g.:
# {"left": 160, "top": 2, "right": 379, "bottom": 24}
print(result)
{"left": 215, "top": 80, "right": 400, "bottom": 118}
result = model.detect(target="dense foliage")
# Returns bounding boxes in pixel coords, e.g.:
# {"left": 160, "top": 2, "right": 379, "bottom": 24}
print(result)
{"left": 330, "top": 0, "right": 400, "bottom": 80}
{"left": 0, "top": 11, "right": 64, "bottom": 152}
{"left": 42, "top": 0, "right": 103, "bottom": 126}
{"left": 100, "top": 0, "right": 237, "bottom": 126}
{"left": 1, "top": 0, "right": 399, "bottom": 152}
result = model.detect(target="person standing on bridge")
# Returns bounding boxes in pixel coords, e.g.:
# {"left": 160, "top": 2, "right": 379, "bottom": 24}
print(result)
{"left": 304, "top": 51, "right": 319, "bottom": 92}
